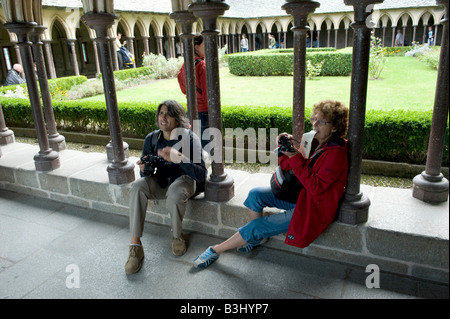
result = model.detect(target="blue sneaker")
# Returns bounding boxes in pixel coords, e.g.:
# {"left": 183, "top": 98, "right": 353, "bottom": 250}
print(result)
{"left": 193, "top": 246, "right": 219, "bottom": 269}
{"left": 237, "top": 238, "right": 268, "bottom": 253}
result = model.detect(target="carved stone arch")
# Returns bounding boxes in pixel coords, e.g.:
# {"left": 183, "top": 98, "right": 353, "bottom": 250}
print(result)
{"left": 162, "top": 19, "right": 175, "bottom": 58}
{"left": 135, "top": 18, "right": 148, "bottom": 37}
{"left": 115, "top": 17, "right": 133, "bottom": 37}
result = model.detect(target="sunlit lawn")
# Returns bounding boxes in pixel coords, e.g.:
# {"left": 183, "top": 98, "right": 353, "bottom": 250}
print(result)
{"left": 83, "top": 55, "right": 438, "bottom": 111}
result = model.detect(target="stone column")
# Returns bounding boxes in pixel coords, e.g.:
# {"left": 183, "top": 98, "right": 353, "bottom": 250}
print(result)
{"left": 170, "top": 11, "right": 199, "bottom": 136}
{"left": 82, "top": 13, "right": 135, "bottom": 185}
{"left": 189, "top": 1, "right": 234, "bottom": 202}
{"left": 30, "top": 26, "right": 66, "bottom": 151}
{"left": 282, "top": 0, "right": 320, "bottom": 143}
{"left": 92, "top": 39, "right": 101, "bottom": 76}
{"left": 412, "top": 0, "right": 449, "bottom": 203}
{"left": 13, "top": 43, "right": 23, "bottom": 67}
{"left": 68, "top": 39, "right": 80, "bottom": 76}
{"left": 338, "top": 0, "right": 383, "bottom": 225}
{"left": 111, "top": 37, "right": 120, "bottom": 71}
{"left": 0, "top": 102, "right": 15, "bottom": 145}
{"left": 142, "top": 35, "right": 150, "bottom": 55}
{"left": 43, "top": 40, "right": 57, "bottom": 79}
{"left": 4, "top": 22, "right": 60, "bottom": 171}
{"left": 156, "top": 36, "right": 163, "bottom": 55}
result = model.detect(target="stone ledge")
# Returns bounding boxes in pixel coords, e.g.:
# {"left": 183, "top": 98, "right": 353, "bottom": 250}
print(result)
{"left": 10, "top": 127, "right": 449, "bottom": 179}
{"left": 0, "top": 142, "right": 448, "bottom": 285}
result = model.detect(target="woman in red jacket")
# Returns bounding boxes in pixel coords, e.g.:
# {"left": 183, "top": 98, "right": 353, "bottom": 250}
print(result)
{"left": 177, "top": 35, "right": 209, "bottom": 148}
{"left": 193, "top": 100, "right": 349, "bottom": 269}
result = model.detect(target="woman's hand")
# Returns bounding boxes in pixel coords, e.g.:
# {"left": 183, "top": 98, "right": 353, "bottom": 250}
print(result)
{"left": 277, "top": 132, "right": 292, "bottom": 144}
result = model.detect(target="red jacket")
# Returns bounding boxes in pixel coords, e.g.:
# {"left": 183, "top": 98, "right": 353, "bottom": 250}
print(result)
{"left": 280, "top": 139, "right": 348, "bottom": 248}
{"left": 177, "top": 57, "right": 208, "bottom": 113}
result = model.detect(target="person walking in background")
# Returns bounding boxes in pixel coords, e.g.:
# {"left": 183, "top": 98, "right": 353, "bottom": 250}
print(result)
{"left": 268, "top": 33, "right": 277, "bottom": 49}
{"left": 240, "top": 34, "right": 249, "bottom": 52}
{"left": 4, "top": 64, "right": 26, "bottom": 86}
{"left": 177, "top": 35, "right": 209, "bottom": 148}
{"left": 115, "top": 32, "right": 127, "bottom": 70}
{"left": 395, "top": 29, "right": 404, "bottom": 47}
{"left": 427, "top": 26, "right": 434, "bottom": 46}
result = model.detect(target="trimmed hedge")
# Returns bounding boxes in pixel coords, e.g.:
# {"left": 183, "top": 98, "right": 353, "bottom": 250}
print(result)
{"left": 1, "top": 98, "right": 448, "bottom": 166}
{"left": 0, "top": 75, "right": 88, "bottom": 96}
{"left": 98, "top": 67, "right": 153, "bottom": 81}
{"left": 227, "top": 48, "right": 352, "bottom": 76}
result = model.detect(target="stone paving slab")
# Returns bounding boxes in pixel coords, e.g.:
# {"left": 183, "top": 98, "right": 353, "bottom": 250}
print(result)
{"left": 1, "top": 189, "right": 448, "bottom": 300}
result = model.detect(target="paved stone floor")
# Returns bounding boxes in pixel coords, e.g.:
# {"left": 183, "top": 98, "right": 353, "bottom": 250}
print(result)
{"left": 1, "top": 189, "right": 448, "bottom": 303}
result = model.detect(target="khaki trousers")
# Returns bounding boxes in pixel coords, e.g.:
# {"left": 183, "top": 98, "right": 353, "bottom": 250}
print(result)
{"left": 129, "top": 175, "right": 196, "bottom": 238}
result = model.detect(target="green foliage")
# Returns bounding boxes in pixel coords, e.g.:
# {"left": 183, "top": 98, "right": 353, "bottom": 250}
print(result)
{"left": 369, "top": 35, "right": 388, "bottom": 79}
{"left": 109, "top": 67, "right": 153, "bottom": 81}
{"left": 142, "top": 53, "right": 183, "bottom": 79}
{"left": 2, "top": 98, "right": 446, "bottom": 166}
{"left": 0, "top": 75, "right": 87, "bottom": 97}
{"left": 227, "top": 49, "right": 352, "bottom": 77}
{"left": 415, "top": 47, "right": 440, "bottom": 70}
{"left": 306, "top": 60, "right": 325, "bottom": 80}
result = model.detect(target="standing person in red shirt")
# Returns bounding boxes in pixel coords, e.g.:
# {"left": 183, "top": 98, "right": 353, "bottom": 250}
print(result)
{"left": 178, "top": 35, "right": 209, "bottom": 148}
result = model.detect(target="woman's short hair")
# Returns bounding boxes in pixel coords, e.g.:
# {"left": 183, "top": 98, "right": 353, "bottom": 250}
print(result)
{"left": 310, "top": 99, "right": 349, "bottom": 137}
{"left": 155, "top": 100, "right": 190, "bottom": 129}
{"left": 194, "top": 35, "right": 203, "bottom": 46}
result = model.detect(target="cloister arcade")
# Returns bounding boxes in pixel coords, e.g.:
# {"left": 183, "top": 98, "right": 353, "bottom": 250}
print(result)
{"left": 0, "top": 3, "right": 444, "bottom": 84}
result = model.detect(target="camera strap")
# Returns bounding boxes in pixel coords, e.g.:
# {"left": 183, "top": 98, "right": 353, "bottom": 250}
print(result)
{"left": 151, "top": 130, "right": 162, "bottom": 155}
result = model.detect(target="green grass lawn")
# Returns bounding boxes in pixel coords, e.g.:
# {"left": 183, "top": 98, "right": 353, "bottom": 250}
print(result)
{"left": 82, "top": 55, "right": 438, "bottom": 111}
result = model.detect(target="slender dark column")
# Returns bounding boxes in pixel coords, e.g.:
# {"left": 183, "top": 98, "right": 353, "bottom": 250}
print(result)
{"left": 338, "top": 0, "right": 383, "bottom": 225}
{"left": 4, "top": 22, "right": 60, "bottom": 171}
{"left": 42, "top": 40, "right": 57, "bottom": 79}
{"left": 68, "top": 39, "right": 80, "bottom": 76}
{"left": 282, "top": 0, "right": 320, "bottom": 145}
{"left": 82, "top": 13, "right": 135, "bottom": 185}
{"left": 412, "top": 0, "right": 449, "bottom": 203}
{"left": 30, "top": 26, "right": 66, "bottom": 152}
{"left": 189, "top": 1, "right": 234, "bottom": 202}
{"left": 170, "top": 11, "right": 199, "bottom": 137}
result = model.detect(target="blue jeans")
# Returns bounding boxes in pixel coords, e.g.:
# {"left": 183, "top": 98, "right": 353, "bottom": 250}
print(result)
{"left": 239, "top": 186, "right": 296, "bottom": 245}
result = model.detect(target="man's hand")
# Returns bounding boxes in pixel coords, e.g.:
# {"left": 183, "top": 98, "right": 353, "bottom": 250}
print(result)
{"left": 158, "top": 147, "right": 183, "bottom": 163}
{"left": 136, "top": 159, "right": 145, "bottom": 173}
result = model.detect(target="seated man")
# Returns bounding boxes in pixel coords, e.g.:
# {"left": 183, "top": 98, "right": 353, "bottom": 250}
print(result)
{"left": 125, "top": 99, "right": 207, "bottom": 274}
{"left": 4, "top": 64, "right": 26, "bottom": 86}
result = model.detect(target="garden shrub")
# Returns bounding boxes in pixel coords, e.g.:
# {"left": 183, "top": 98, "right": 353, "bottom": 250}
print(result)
{"left": 227, "top": 49, "right": 352, "bottom": 76}
{"left": 1, "top": 98, "right": 447, "bottom": 166}
{"left": 0, "top": 75, "right": 87, "bottom": 97}
{"left": 98, "top": 66, "right": 153, "bottom": 81}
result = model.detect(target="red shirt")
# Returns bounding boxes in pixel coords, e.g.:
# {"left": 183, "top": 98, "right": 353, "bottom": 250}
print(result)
{"left": 177, "top": 58, "right": 208, "bottom": 113}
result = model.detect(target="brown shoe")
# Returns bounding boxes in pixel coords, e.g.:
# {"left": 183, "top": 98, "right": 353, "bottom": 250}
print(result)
{"left": 172, "top": 234, "right": 187, "bottom": 256}
{"left": 125, "top": 245, "right": 144, "bottom": 274}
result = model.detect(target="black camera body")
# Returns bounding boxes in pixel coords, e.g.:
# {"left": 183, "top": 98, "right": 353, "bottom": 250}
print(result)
{"left": 140, "top": 154, "right": 164, "bottom": 176}
{"left": 276, "top": 135, "right": 296, "bottom": 157}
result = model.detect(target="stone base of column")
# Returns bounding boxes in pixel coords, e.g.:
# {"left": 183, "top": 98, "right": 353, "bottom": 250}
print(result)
{"left": 48, "top": 133, "right": 66, "bottom": 152}
{"left": 106, "top": 141, "right": 129, "bottom": 163}
{"left": 337, "top": 192, "right": 370, "bottom": 225}
{"left": 412, "top": 172, "right": 449, "bottom": 203}
{"left": 205, "top": 174, "right": 234, "bottom": 202}
{"left": 107, "top": 161, "right": 135, "bottom": 185}
{"left": 0, "top": 129, "right": 15, "bottom": 145}
{"left": 34, "top": 150, "right": 60, "bottom": 171}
